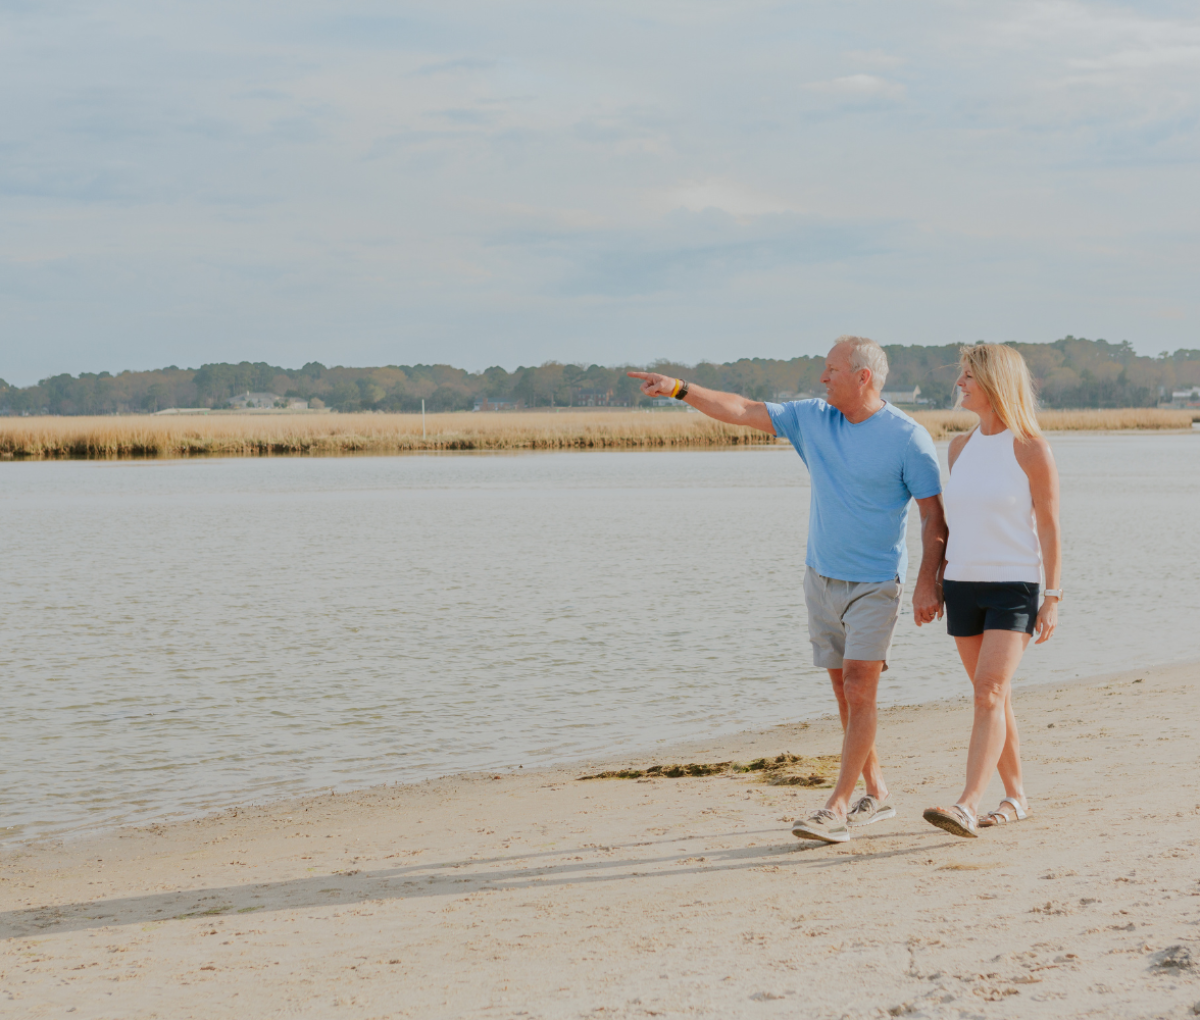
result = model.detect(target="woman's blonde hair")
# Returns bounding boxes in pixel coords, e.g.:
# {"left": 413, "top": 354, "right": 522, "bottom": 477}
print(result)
{"left": 958, "top": 343, "right": 1041, "bottom": 441}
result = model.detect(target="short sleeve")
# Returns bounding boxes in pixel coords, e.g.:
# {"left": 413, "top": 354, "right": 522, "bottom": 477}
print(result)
{"left": 765, "top": 401, "right": 807, "bottom": 461}
{"left": 902, "top": 427, "right": 943, "bottom": 500}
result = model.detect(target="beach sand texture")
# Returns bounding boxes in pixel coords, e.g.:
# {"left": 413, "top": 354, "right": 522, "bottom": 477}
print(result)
{"left": 3, "top": 661, "right": 1197, "bottom": 1019}
{"left": 1, "top": 408, "right": 1194, "bottom": 458}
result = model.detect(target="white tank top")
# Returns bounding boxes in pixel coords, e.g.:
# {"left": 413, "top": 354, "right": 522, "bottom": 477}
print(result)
{"left": 943, "top": 428, "right": 1042, "bottom": 583}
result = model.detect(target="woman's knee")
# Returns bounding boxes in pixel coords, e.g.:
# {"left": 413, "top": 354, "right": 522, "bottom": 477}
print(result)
{"left": 973, "top": 675, "right": 1009, "bottom": 709}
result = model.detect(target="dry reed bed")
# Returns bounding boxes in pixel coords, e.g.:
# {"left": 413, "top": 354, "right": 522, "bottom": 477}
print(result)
{"left": 0, "top": 408, "right": 1194, "bottom": 459}
{"left": 913, "top": 408, "right": 1196, "bottom": 439}
{"left": 0, "top": 412, "right": 771, "bottom": 459}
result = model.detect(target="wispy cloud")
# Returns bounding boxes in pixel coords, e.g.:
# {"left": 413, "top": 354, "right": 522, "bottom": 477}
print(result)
{"left": 804, "top": 74, "right": 906, "bottom": 104}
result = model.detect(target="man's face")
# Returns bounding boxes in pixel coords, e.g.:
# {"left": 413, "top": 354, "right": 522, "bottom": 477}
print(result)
{"left": 819, "top": 343, "right": 865, "bottom": 410}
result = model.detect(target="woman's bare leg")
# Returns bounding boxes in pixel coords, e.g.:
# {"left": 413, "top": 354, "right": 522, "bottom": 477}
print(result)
{"left": 952, "top": 631, "right": 1030, "bottom": 816}
{"left": 994, "top": 687, "right": 1027, "bottom": 810}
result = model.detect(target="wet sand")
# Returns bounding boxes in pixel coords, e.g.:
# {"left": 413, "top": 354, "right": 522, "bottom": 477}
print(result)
{"left": 2, "top": 661, "right": 1198, "bottom": 1019}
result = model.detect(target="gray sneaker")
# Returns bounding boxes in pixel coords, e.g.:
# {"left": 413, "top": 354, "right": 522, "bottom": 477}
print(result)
{"left": 791, "top": 808, "right": 850, "bottom": 844}
{"left": 846, "top": 794, "right": 896, "bottom": 828}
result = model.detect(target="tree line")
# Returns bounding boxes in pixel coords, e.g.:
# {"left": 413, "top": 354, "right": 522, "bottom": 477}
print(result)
{"left": 2, "top": 337, "right": 1198, "bottom": 415}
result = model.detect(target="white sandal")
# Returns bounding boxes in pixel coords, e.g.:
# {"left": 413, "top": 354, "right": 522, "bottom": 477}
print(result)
{"left": 922, "top": 803, "right": 979, "bottom": 838}
{"left": 978, "top": 796, "right": 1029, "bottom": 827}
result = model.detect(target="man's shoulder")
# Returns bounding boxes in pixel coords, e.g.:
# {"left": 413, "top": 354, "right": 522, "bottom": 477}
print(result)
{"left": 768, "top": 397, "right": 831, "bottom": 430}
{"left": 778, "top": 396, "right": 828, "bottom": 411}
{"left": 879, "top": 401, "right": 919, "bottom": 428}
{"left": 775, "top": 397, "right": 835, "bottom": 422}
{"left": 879, "top": 403, "right": 934, "bottom": 444}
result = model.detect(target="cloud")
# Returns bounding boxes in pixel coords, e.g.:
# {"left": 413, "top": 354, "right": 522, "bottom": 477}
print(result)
{"left": 665, "top": 180, "right": 797, "bottom": 218}
{"left": 0, "top": 0, "right": 1198, "bottom": 383}
{"left": 804, "top": 74, "right": 906, "bottom": 104}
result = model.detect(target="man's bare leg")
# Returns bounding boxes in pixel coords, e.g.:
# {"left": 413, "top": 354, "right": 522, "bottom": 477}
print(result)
{"left": 827, "top": 667, "right": 888, "bottom": 801}
{"left": 824, "top": 659, "right": 885, "bottom": 818}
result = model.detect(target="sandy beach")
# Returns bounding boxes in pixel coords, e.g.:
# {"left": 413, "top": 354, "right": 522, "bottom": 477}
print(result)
{"left": 2, "top": 660, "right": 1198, "bottom": 1019}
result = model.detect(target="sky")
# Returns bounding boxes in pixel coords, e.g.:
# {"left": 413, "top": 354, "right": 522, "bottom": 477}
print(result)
{"left": 2, "top": 0, "right": 1199, "bottom": 384}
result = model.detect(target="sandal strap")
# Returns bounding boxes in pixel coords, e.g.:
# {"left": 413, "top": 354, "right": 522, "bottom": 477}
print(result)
{"left": 999, "top": 796, "right": 1029, "bottom": 820}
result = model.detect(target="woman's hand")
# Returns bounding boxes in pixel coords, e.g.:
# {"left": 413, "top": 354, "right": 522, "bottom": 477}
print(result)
{"left": 1034, "top": 597, "right": 1058, "bottom": 644}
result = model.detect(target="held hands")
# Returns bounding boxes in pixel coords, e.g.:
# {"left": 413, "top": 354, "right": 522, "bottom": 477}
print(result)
{"left": 627, "top": 371, "right": 679, "bottom": 398}
{"left": 912, "top": 577, "right": 944, "bottom": 627}
{"left": 1034, "top": 598, "right": 1058, "bottom": 644}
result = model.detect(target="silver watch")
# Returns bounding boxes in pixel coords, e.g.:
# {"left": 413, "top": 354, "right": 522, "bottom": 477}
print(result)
{"left": 1043, "top": 588, "right": 1063, "bottom": 601}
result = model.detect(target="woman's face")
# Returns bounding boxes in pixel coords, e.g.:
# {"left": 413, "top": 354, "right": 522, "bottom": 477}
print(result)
{"left": 956, "top": 364, "right": 991, "bottom": 413}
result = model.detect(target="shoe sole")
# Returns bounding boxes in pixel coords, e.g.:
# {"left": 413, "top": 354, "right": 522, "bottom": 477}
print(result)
{"left": 922, "top": 807, "right": 978, "bottom": 839}
{"left": 847, "top": 806, "right": 897, "bottom": 828}
{"left": 791, "top": 824, "right": 850, "bottom": 844}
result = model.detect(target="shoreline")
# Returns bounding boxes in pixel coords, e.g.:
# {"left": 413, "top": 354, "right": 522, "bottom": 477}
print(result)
{"left": 5, "top": 659, "right": 1199, "bottom": 1018}
{"left": 10, "top": 656, "right": 1193, "bottom": 854}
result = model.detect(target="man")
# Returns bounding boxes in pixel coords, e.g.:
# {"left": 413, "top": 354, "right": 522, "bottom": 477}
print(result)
{"left": 629, "top": 336, "right": 947, "bottom": 844}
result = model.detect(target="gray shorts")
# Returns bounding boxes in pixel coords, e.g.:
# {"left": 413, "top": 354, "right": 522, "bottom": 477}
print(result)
{"left": 803, "top": 568, "right": 904, "bottom": 670}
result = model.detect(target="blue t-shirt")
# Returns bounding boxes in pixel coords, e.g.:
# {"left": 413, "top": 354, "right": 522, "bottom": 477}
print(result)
{"left": 765, "top": 399, "right": 943, "bottom": 583}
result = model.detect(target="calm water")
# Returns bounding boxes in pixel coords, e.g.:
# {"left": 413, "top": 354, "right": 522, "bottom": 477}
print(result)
{"left": 2, "top": 434, "right": 1198, "bottom": 842}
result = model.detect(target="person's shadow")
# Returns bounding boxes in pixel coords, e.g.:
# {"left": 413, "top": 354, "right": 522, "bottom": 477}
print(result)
{"left": 2, "top": 826, "right": 947, "bottom": 939}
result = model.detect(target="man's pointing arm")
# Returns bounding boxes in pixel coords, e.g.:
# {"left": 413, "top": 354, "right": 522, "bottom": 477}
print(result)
{"left": 626, "top": 372, "right": 776, "bottom": 435}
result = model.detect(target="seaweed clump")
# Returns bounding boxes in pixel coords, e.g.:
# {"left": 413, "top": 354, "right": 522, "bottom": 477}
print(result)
{"left": 578, "top": 752, "right": 838, "bottom": 787}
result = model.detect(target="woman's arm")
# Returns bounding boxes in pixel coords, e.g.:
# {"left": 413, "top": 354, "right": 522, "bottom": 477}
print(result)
{"left": 1015, "top": 436, "right": 1061, "bottom": 644}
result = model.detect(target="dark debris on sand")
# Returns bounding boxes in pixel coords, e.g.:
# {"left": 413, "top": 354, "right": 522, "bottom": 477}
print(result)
{"left": 577, "top": 752, "right": 837, "bottom": 787}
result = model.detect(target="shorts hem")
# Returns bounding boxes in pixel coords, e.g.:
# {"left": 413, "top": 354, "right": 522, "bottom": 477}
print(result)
{"left": 947, "top": 622, "right": 1036, "bottom": 638}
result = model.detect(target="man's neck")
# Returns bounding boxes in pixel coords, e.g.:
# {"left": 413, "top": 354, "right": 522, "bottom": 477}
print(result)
{"left": 837, "top": 393, "right": 886, "bottom": 425}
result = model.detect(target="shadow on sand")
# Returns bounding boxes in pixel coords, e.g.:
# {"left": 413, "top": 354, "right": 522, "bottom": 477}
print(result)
{"left": 1, "top": 826, "right": 957, "bottom": 940}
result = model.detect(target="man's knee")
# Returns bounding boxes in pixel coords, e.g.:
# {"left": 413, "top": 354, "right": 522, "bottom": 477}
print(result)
{"left": 841, "top": 662, "right": 882, "bottom": 712}
{"left": 842, "top": 677, "right": 877, "bottom": 713}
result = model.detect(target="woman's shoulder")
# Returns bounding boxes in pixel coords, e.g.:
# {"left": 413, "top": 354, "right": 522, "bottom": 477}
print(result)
{"left": 1012, "top": 433, "right": 1056, "bottom": 475}
{"left": 1012, "top": 433, "right": 1054, "bottom": 460}
{"left": 947, "top": 429, "right": 973, "bottom": 469}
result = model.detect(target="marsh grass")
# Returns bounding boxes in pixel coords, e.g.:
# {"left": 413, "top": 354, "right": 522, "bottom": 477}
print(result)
{"left": 0, "top": 407, "right": 1192, "bottom": 459}
{"left": 0, "top": 411, "right": 772, "bottom": 459}
{"left": 913, "top": 407, "right": 1195, "bottom": 440}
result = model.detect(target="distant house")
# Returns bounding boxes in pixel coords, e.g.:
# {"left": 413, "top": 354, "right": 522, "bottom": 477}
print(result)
{"left": 473, "top": 397, "right": 522, "bottom": 412}
{"left": 228, "top": 392, "right": 281, "bottom": 409}
{"left": 575, "top": 389, "right": 621, "bottom": 407}
{"left": 881, "top": 385, "right": 925, "bottom": 406}
{"left": 649, "top": 396, "right": 688, "bottom": 408}
{"left": 1167, "top": 387, "right": 1200, "bottom": 409}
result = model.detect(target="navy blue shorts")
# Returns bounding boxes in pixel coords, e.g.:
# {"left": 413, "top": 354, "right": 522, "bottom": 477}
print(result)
{"left": 942, "top": 580, "right": 1039, "bottom": 637}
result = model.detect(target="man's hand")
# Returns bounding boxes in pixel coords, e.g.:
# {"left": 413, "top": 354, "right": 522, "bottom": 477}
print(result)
{"left": 912, "top": 576, "right": 943, "bottom": 627}
{"left": 627, "top": 371, "right": 679, "bottom": 398}
{"left": 912, "top": 494, "right": 948, "bottom": 627}
{"left": 625, "top": 372, "right": 776, "bottom": 433}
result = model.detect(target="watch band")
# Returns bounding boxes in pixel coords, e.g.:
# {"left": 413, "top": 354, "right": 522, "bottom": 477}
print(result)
{"left": 676, "top": 380, "right": 690, "bottom": 400}
{"left": 1043, "top": 588, "right": 1063, "bottom": 601}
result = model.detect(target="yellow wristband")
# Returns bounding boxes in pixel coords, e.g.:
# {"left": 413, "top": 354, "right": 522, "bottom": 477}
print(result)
{"left": 669, "top": 378, "right": 682, "bottom": 398}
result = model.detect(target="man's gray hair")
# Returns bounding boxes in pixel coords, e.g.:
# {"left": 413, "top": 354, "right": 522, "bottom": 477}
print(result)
{"left": 835, "top": 335, "right": 889, "bottom": 390}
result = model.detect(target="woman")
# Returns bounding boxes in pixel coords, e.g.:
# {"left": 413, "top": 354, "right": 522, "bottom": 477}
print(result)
{"left": 923, "top": 344, "right": 1062, "bottom": 838}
